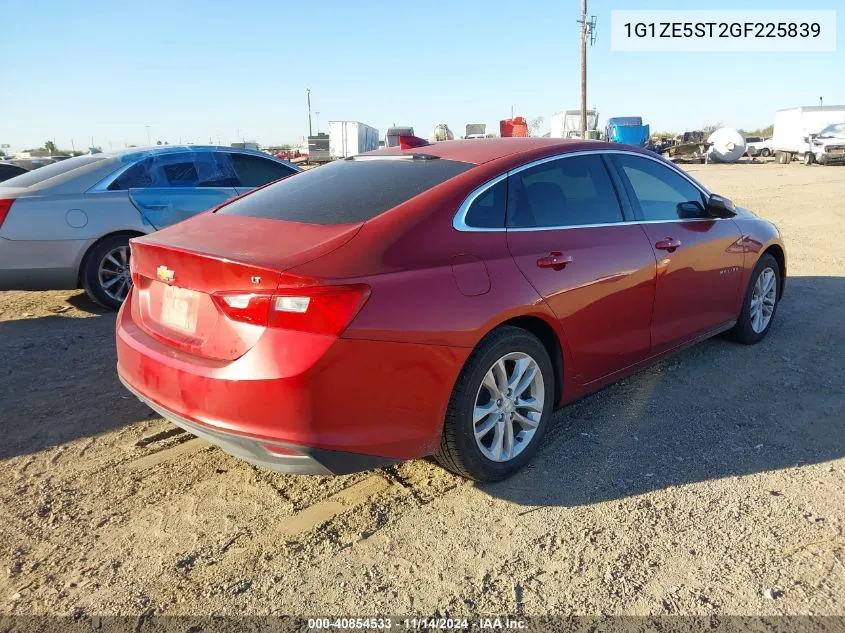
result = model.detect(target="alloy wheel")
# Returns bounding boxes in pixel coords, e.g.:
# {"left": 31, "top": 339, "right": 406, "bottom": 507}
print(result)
{"left": 750, "top": 267, "right": 776, "bottom": 333}
{"left": 473, "top": 352, "right": 545, "bottom": 463}
{"left": 98, "top": 245, "right": 132, "bottom": 303}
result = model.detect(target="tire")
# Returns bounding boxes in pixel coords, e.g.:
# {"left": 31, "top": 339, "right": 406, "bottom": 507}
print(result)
{"left": 804, "top": 152, "right": 815, "bottom": 165}
{"left": 760, "top": 148, "right": 771, "bottom": 158}
{"left": 434, "top": 326, "right": 555, "bottom": 482}
{"left": 82, "top": 235, "right": 133, "bottom": 310}
{"left": 726, "top": 254, "right": 780, "bottom": 345}
{"left": 774, "top": 151, "right": 785, "bottom": 164}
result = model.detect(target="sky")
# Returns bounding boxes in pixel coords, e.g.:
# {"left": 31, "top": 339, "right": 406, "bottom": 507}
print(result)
{"left": 1, "top": 0, "right": 842, "bottom": 152}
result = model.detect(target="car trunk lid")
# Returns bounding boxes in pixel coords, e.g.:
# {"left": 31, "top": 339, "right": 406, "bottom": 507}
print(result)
{"left": 129, "top": 212, "right": 362, "bottom": 360}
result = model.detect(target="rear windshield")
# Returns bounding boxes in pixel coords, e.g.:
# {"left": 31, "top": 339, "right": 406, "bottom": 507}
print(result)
{"left": 0, "top": 155, "right": 107, "bottom": 188}
{"left": 218, "top": 157, "right": 474, "bottom": 225}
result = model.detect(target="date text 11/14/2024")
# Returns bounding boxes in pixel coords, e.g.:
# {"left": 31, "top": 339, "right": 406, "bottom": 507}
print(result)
{"left": 307, "top": 617, "right": 527, "bottom": 630}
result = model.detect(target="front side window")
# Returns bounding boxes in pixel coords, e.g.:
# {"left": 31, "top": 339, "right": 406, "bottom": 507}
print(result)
{"left": 506, "top": 154, "right": 624, "bottom": 228}
{"left": 611, "top": 154, "right": 708, "bottom": 221}
{"left": 229, "top": 153, "right": 297, "bottom": 187}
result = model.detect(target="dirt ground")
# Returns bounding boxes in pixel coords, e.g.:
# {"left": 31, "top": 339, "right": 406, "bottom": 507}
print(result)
{"left": 1, "top": 161, "right": 843, "bottom": 620}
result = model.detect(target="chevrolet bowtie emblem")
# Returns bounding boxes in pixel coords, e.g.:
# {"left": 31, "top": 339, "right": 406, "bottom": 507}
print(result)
{"left": 156, "top": 266, "right": 175, "bottom": 283}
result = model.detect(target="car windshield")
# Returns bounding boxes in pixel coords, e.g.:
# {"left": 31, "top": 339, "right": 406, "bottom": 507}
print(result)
{"left": 817, "top": 123, "right": 845, "bottom": 138}
{"left": 0, "top": 154, "right": 108, "bottom": 188}
{"left": 217, "top": 157, "right": 474, "bottom": 225}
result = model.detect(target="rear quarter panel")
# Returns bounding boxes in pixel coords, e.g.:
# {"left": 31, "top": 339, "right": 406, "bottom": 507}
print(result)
{"left": 2, "top": 192, "right": 148, "bottom": 241}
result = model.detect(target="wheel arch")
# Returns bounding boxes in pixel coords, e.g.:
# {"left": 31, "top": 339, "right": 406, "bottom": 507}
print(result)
{"left": 494, "top": 314, "right": 566, "bottom": 407}
{"left": 76, "top": 230, "right": 146, "bottom": 288}
{"left": 762, "top": 243, "right": 786, "bottom": 299}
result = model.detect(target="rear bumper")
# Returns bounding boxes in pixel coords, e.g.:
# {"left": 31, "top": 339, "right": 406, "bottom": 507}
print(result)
{"left": 120, "top": 376, "right": 397, "bottom": 475}
{"left": 116, "top": 291, "right": 470, "bottom": 472}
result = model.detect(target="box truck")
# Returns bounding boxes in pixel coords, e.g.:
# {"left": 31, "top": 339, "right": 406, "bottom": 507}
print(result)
{"left": 772, "top": 106, "right": 845, "bottom": 164}
{"left": 329, "top": 121, "right": 379, "bottom": 159}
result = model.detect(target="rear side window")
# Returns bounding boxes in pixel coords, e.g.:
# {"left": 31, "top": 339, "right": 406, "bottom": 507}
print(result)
{"left": 229, "top": 153, "right": 297, "bottom": 187}
{"left": 219, "top": 158, "right": 473, "bottom": 224}
{"left": 507, "top": 154, "right": 624, "bottom": 228}
{"left": 464, "top": 179, "right": 507, "bottom": 228}
{"left": 109, "top": 151, "right": 237, "bottom": 190}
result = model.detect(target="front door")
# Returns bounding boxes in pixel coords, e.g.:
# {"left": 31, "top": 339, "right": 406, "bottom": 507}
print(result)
{"left": 505, "top": 153, "right": 657, "bottom": 384}
{"left": 609, "top": 153, "right": 744, "bottom": 354}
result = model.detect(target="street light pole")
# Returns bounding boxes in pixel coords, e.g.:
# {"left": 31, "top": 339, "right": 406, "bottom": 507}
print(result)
{"left": 307, "top": 88, "right": 313, "bottom": 137}
{"left": 315, "top": 112, "right": 320, "bottom": 134}
{"left": 145, "top": 125, "right": 151, "bottom": 146}
{"left": 580, "top": 0, "right": 588, "bottom": 139}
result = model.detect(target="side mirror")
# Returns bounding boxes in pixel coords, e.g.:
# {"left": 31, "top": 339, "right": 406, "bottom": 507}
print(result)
{"left": 677, "top": 201, "right": 705, "bottom": 219}
{"left": 705, "top": 194, "right": 736, "bottom": 218}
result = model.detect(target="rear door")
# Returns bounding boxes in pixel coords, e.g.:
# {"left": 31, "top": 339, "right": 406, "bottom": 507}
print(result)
{"left": 609, "top": 153, "right": 744, "bottom": 354}
{"left": 124, "top": 150, "right": 238, "bottom": 228}
{"left": 227, "top": 152, "right": 299, "bottom": 196}
{"left": 505, "top": 153, "right": 657, "bottom": 384}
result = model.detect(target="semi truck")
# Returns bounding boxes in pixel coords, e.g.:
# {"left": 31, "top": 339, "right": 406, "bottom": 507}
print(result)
{"left": 550, "top": 110, "right": 599, "bottom": 139}
{"left": 605, "top": 117, "right": 650, "bottom": 147}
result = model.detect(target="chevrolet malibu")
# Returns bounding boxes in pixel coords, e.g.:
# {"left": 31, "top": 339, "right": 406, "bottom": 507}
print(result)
{"left": 117, "top": 138, "right": 785, "bottom": 481}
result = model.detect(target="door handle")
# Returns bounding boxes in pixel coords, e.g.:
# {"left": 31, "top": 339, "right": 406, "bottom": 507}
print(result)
{"left": 655, "top": 237, "right": 681, "bottom": 253}
{"left": 536, "top": 252, "right": 573, "bottom": 270}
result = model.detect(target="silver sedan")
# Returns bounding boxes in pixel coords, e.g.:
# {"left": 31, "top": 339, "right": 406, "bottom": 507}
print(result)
{"left": 0, "top": 146, "right": 301, "bottom": 308}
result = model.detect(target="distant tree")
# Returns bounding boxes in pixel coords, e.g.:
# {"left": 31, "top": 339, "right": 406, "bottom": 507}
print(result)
{"left": 44, "top": 140, "right": 58, "bottom": 154}
{"left": 529, "top": 116, "right": 545, "bottom": 137}
{"left": 744, "top": 124, "right": 774, "bottom": 137}
{"left": 701, "top": 123, "right": 724, "bottom": 136}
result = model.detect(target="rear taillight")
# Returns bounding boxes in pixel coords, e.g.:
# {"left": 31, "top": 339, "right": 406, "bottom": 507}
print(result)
{"left": 212, "top": 277, "right": 370, "bottom": 336}
{"left": 128, "top": 243, "right": 140, "bottom": 285}
{"left": 0, "top": 199, "right": 16, "bottom": 229}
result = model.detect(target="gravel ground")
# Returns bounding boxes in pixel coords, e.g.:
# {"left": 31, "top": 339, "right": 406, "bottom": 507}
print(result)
{"left": 0, "top": 162, "right": 843, "bottom": 620}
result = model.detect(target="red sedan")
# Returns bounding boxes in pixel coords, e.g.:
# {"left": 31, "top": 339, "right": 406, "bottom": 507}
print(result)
{"left": 116, "top": 138, "right": 785, "bottom": 481}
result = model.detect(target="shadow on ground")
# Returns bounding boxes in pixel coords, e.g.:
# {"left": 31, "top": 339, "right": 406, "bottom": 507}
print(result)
{"left": 1, "top": 276, "right": 843, "bottom": 504}
{"left": 482, "top": 275, "right": 845, "bottom": 507}
{"left": 0, "top": 312, "right": 152, "bottom": 459}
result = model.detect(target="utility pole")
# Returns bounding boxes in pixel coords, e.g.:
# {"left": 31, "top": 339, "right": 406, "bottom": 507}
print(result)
{"left": 306, "top": 88, "right": 313, "bottom": 137}
{"left": 580, "top": 0, "right": 588, "bottom": 139}
{"left": 315, "top": 112, "right": 320, "bottom": 134}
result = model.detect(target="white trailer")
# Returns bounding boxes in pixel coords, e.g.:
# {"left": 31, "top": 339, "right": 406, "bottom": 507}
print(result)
{"left": 328, "top": 121, "right": 379, "bottom": 159}
{"left": 772, "top": 106, "right": 845, "bottom": 163}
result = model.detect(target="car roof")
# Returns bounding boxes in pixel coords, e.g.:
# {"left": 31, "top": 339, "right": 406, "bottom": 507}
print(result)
{"left": 360, "top": 137, "right": 623, "bottom": 165}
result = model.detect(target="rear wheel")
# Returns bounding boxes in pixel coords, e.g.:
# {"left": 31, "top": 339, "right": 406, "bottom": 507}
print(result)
{"left": 82, "top": 235, "right": 133, "bottom": 310}
{"left": 726, "top": 254, "right": 780, "bottom": 345}
{"left": 435, "top": 326, "right": 555, "bottom": 482}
